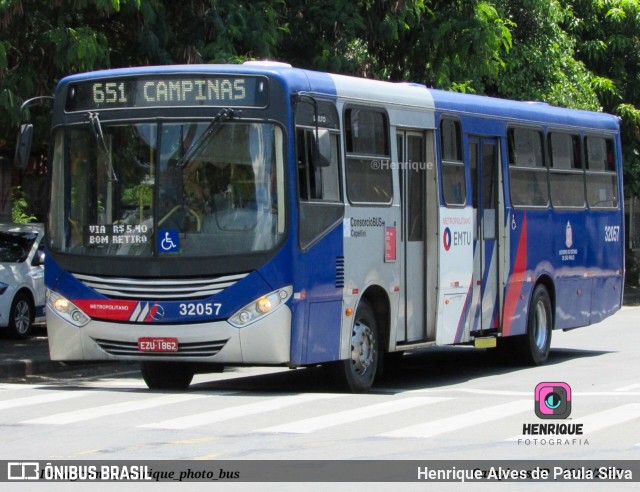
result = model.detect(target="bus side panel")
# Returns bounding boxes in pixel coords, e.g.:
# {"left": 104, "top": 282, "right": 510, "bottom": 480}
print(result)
{"left": 502, "top": 206, "right": 623, "bottom": 336}
{"left": 586, "top": 210, "right": 624, "bottom": 324}
{"left": 290, "top": 223, "right": 344, "bottom": 365}
{"left": 502, "top": 210, "right": 531, "bottom": 337}
{"left": 436, "top": 206, "right": 474, "bottom": 344}
{"left": 341, "top": 207, "right": 399, "bottom": 359}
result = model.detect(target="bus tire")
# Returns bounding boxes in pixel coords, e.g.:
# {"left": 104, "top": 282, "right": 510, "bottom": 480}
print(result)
{"left": 330, "top": 300, "right": 379, "bottom": 393}
{"left": 140, "top": 361, "right": 194, "bottom": 390}
{"left": 519, "top": 284, "right": 553, "bottom": 365}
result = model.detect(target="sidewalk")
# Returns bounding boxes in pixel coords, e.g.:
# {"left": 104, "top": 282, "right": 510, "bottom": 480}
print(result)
{"left": 0, "top": 326, "right": 68, "bottom": 379}
{"left": 0, "top": 325, "right": 133, "bottom": 380}
{"left": 2, "top": 288, "right": 640, "bottom": 380}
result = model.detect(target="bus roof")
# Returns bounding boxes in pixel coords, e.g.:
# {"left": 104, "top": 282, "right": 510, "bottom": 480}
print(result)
{"left": 428, "top": 88, "right": 620, "bottom": 131}
{"left": 56, "top": 63, "right": 619, "bottom": 131}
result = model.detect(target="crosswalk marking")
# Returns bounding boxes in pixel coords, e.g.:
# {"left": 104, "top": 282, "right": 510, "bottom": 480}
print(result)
{"left": 2, "top": 381, "right": 637, "bottom": 442}
{"left": 614, "top": 383, "right": 640, "bottom": 392}
{"left": 571, "top": 403, "right": 640, "bottom": 433}
{"left": 258, "top": 397, "right": 452, "bottom": 434}
{"left": 23, "top": 393, "right": 209, "bottom": 425}
{"left": 381, "top": 399, "right": 531, "bottom": 439}
{"left": 139, "top": 393, "right": 346, "bottom": 430}
{"left": 0, "top": 391, "right": 95, "bottom": 411}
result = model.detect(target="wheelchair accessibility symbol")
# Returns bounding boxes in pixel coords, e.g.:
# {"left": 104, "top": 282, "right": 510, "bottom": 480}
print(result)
{"left": 158, "top": 229, "right": 179, "bottom": 253}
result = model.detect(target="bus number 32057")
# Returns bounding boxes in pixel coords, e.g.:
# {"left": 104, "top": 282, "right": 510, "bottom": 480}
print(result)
{"left": 179, "top": 303, "right": 222, "bottom": 317}
{"left": 604, "top": 225, "right": 621, "bottom": 243}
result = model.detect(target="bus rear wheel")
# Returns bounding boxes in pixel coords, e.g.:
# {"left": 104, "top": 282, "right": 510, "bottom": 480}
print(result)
{"left": 518, "top": 284, "right": 552, "bottom": 365}
{"left": 330, "top": 300, "right": 379, "bottom": 393}
{"left": 140, "top": 361, "right": 194, "bottom": 390}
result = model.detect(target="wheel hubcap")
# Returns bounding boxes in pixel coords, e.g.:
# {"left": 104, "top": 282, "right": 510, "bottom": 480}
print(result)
{"left": 533, "top": 300, "right": 548, "bottom": 351}
{"left": 351, "top": 320, "right": 374, "bottom": 376}
{"left": 14, "top": 301, "right": 30, "bottom": 335}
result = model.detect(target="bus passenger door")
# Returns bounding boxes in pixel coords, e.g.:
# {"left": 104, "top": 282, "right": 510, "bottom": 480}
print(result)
{"left": 470, "top": 137, "right": 501, "bottom": 333}
{"left": 398, "top": 131, "right": 427, "bottom": 342}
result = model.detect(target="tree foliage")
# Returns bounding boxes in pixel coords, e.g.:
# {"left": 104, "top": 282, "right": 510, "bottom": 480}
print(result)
{"left": 492, "top": 0, "right": 600, "bottom": 109}
{"left": 0, "top": 0, "right": 639, "bottom": 196}
{"left": 563, "top": 0, "right": 640, "bottom": 196}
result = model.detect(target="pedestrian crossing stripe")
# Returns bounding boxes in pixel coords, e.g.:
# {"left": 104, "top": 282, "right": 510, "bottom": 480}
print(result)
{"left": 381, "top": 399, "right": 531, "bottom": 438}
{"left": 0, "top": 390, "right": 96, "bottom": 411}
{"left": 140, "top": 393, "right": 346, "bottom": 430}
{"left": 23, "top": 393, "right": 209, "bottom": 425}
{"left": 0, "top": 385, "right": 638, "bottom": 442}
{"left": 258, "top": 396, "right": 452, "bottom": 434}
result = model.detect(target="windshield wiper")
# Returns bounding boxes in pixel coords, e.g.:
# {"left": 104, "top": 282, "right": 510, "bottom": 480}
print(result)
{"left": 176, "top": 108, "right": 234, "bottom": 167}
{"left": 88, "top": 112, "right": 118, "bottom": 182}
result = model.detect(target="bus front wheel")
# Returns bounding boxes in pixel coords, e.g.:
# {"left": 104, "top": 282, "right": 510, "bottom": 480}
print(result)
{"left": 519, "top": 284, "right": 552, "bottom": 365}
{"left": 140, "top": 361, "right": 194, "bottom": 390}
{"left": 330, "top": 300, "right": 379, "bottom": 393}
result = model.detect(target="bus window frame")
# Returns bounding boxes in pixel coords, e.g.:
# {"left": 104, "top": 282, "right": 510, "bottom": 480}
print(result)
{"left": 583, "top": 133, "right": 620, "bottom": 210}
{"left": 343, "top": 105, "right": 393, "bottom": 207}
{"left": 547, "top": 130, "right": 586, "bottom": 210}
{"left": 507, "top": 125, "right": 549, "bottom": 209}
{"left": 295, "top": 122, "right": 345, "bottom": 250}
{"left": 438, "top": 116, "right": 467, "bottom": 208}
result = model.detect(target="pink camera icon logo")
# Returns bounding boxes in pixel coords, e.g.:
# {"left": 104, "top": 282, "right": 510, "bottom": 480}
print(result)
{"left": 535, "top": 382, "right": 572, "bottom": 419}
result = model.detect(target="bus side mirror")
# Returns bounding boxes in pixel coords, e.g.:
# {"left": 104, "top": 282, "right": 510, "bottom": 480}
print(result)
{"left": 314, "top": 128, "right": 332, "bottom": 168}
{"left": 14, "top": 123, "right": 33, "bottom": 170}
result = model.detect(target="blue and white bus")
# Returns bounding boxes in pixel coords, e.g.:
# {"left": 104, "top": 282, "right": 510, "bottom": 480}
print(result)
{"left": 31, "top": 61, "right": 624, "bottom": 391}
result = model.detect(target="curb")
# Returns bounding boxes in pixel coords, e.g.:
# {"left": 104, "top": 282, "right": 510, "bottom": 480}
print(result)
{"left": 0, "top": 359, "right": 72, "bottom": 379}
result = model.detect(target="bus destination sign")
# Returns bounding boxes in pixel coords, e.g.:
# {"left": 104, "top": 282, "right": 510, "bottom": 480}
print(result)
{"left": 65, "top": 75, "right": 268, "bottom": 111}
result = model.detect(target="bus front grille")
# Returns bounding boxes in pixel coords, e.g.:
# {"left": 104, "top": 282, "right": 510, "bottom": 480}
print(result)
{"left": 72, "top": 272, "right": 249, "bottom": 301}
{"left": 94, "top": 338, "right": 229, "bottom": 357}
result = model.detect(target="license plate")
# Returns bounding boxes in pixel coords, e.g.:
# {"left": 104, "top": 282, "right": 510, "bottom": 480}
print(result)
{"left": 138, "top": 337, "right": 179, "bottom": 353}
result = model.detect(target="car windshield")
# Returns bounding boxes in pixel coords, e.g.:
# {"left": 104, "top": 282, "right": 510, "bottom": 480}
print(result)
{"left": 48, "top": 120, "right": 285, "bottom": 258}
{"left": 0, "top": 232, "right": 37, "bottom": 263}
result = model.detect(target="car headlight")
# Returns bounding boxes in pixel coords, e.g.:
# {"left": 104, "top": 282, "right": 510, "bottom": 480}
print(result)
{"left": 47, "top": 290, "right": 91, "bottom": 327}
{"left": 228, "top": 286, "right": 292, "bottom": 327}
{"left": 0, "top": 282, "right": 8, "bottom": 295}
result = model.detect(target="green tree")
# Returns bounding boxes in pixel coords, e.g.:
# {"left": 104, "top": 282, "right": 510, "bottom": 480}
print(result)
{"left": 0, "top": 0, "right": 287, "bottom": 155}
{"left": 281, "top": 1, "right": 514, "bottom": 93}
{"left": 563, "top": 0, "right": 640, "bottom": 197}
{"left": 493, "top": 0, "right": 599, "bottom": 109}
{"left": 0, "top": 0, "right": 137, "bottom": 152}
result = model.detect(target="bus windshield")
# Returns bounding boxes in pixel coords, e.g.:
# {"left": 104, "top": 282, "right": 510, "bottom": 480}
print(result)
{"left": 49, "top": 120, "right": 285, "bottom": 258}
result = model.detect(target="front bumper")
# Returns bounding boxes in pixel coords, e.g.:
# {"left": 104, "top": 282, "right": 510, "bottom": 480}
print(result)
{"left": 46, "top": 304, "right": 292, "bottom": 365}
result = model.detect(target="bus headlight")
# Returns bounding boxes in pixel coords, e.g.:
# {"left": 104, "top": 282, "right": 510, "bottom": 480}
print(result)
{"left": 47, "top": 290, "right": 91, "bottom": 327}
{"left": 228, "top": 286, "right": 292, "bottom": 327}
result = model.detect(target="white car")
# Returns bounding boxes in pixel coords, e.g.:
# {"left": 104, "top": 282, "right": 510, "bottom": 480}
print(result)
{"left": 0, "top": 223, "right": 45, "bottom": 338}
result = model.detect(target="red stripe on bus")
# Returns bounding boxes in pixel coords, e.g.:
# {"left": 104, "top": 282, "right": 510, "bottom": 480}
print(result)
{"left": 502, "top": 214, "right": 528, "bottom": 337}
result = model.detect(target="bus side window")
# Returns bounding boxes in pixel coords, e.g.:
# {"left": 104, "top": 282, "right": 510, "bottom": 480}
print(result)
{"left": 296, "top": 101, "right": 344, "bottom": 250}
{"left": 585, "top": 136, "right": 618, "bottom": 208}
{"left": 297, "top": 128, "right": 340, "bottom": 202}
{"left": 344, "top": 108, "right": 392, "bottom": 204}
{"left": 508, "top": 127, "right": 548, "bottom": 207}
{"left": 440, "top": 118, "right": 466, "bottom": 206}
{"left": 548, "top": 132, "right": 585, "bottom": 208}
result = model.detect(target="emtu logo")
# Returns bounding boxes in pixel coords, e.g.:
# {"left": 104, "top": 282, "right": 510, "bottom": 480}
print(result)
{"left": 535, "top": 382, "right": 572, "bottom": 419}
{"left": 443, "top": 227, "right": 452, "bottom": 251}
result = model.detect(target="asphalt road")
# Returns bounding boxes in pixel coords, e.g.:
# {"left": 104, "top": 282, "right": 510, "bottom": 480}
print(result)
{"left": 1, "top": 307, "right": 638, "bottom": 467}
